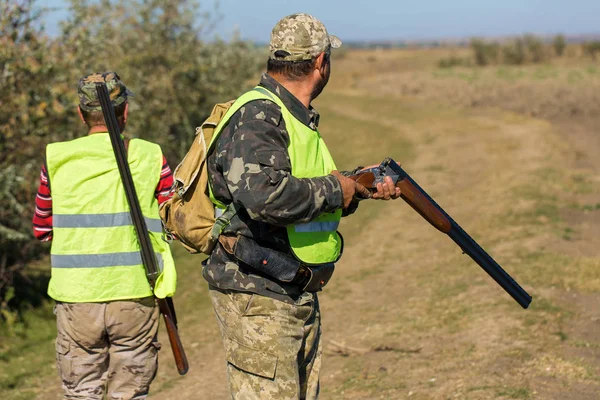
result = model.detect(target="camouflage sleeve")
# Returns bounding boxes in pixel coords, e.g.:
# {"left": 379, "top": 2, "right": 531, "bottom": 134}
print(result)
{"left": 339, "top": 168, "right": 363, "bottom": 177}
{"left": 216, "top": 100, "right": 343, "bottom": 227}
{"left": 340, "top": 167, "right": 364, "bottom": 216}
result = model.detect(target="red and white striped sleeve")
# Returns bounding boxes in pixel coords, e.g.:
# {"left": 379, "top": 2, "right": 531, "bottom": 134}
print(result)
{"left": 155, "top": 155, "right": 174, "bottom": 205}
{"left": 32, "top": 164, "right": 53, "bottom": 241}
{"left": 33, "top": 155, "right": 173, "bottom": 242}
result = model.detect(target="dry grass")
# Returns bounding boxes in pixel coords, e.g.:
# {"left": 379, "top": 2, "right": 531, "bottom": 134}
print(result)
{"left": 335, "top": 48, "right": 600, "bottom": 122}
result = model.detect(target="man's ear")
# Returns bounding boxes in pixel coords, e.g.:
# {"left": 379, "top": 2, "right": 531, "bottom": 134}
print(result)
{"left": 315, "top": 52, "right": 327, "bottom": 75}
{"left": 77, "top": 106, "right": 86, "bottom": 125}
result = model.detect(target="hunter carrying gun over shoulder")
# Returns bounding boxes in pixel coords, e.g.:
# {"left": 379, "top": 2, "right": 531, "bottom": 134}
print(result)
{"left": 33, "top": 72, "right": 178, "bottom": 399}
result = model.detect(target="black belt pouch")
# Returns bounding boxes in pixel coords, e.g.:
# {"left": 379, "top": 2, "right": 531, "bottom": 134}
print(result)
{"left": 233, "top": 235, "right": 301, "bottom": 283}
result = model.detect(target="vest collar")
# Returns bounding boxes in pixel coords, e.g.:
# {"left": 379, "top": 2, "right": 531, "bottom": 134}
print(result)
{"left": 259, "top": 73, "right": 320, "bottom": 130}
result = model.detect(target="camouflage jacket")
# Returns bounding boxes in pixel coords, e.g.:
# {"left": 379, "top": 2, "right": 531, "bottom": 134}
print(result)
{"left": 203, "top": 73, "right": 359, "bottom": 302}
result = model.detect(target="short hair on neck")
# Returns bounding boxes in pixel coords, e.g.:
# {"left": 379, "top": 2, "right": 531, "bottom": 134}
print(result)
{"left": 266, "top": 57, "right": 316, "bottom": 81}
{"left": 266, "top": 48, "right": 331, "bottom": 81}
{"left": 80, "top": 101, "right": 127, "bottom": 127}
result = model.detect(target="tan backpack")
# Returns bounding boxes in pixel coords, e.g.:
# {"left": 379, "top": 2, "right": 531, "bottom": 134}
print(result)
{"left": 159, "top": 100, "right": 236, "bottom": 254}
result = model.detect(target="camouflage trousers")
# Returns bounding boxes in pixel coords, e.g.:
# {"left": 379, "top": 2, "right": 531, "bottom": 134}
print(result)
{"left": 209, "top": 287, "right": 322, "bottom": 400}
{"left": 54, "top": 297, "right": 160, "bottom": 400}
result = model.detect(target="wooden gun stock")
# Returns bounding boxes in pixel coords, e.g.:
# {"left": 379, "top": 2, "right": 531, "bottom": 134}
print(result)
{"left": 353, "top": 173, "right": 451, "bottom": 233}
{"left": 350, "top": 158, "right": 532, "bottom": 309}
{"left": 158, "top": 298, "right": 189, "bottom": 375}
{"left": 397, "top": 179, "right": 452, "bottom": 233}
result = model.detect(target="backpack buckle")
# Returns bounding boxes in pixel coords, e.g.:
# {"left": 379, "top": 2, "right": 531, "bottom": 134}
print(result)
{"left": 163, "top": 230, "right": 175, "bottom": 244}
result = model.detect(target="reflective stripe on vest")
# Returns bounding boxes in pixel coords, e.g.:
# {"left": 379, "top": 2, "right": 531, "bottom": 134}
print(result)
{"left": 46, "top": 134, "right": 176, "bottom": 302}
{"left": 53, "top": 213, "right": 163, "bottom": 233}
{"left": 208, "top": 87, "right": 343, "bottom": 265}
{"left": 294, "top": 221, "right": 340, "bottom": 233}
{"left": 51, "top": 252, "right": 164, "bottom": 270}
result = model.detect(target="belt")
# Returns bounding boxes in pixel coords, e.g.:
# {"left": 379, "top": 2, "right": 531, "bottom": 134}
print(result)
{"left": 218, "top": 235, "right": 334, "bottom": 293}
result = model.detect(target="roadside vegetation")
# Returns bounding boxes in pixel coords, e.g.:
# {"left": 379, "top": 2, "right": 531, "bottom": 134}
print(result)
{"left": 438, "top": 34, "right": 600, "bottom": 68}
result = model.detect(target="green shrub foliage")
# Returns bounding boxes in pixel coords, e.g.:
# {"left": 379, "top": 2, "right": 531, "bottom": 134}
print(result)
{"left": 583, "top": 41, "right": 600, "bottom": 59}
{"left": 553, "top": 34, "right": 566, "bottom": 57}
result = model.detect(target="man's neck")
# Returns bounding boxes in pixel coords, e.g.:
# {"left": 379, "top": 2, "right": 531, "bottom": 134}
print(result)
{"left": 88, "top": 125, "right": 109, "bottom": 135}
{"left": 267, "top": 72, "right": 312, "bottom": 108}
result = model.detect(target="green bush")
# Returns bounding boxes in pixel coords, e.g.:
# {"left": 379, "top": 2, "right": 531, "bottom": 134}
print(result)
{"left": 523, "top": 34, "right": 546, "bottom": 63}
{"left": 466, "top": 35, "right": 550, "bottom": 67}
{"left": 438, "top": 55, "right": 467, "bottom": 69}
{"left": 471, "top": 38, "right": 500, "bottom": 66}
{"left": 583, "top": 41, "right": 600, "bottom": 59}
{"left": 553, "top": 34, "right": 567, "bottom": 57}
{"left": 503, "top": 37, "right": 526, "bottom": 65}
{"left": 0, "top": 1, "right": 59, "bottom": 321}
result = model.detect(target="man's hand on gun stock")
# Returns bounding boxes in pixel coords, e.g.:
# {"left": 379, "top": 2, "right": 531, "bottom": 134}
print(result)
{"left": 331, "top": 170, "right": 371, "bottom": 209}
{"left": 365, "top": 171, "right": 401, "bottom": 200}
{"left": 331, "top": 166, "right": 401, "bottom": 210}
{"left": 356, "top": 164, "right": 402, "bottom": 200}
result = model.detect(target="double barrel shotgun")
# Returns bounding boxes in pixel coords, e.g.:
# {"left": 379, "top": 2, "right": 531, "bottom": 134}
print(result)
{"left": 96, "top": 83, "right": 189, "bottom": 375}
{"left": 351, "top": 158, "right": 532, "bottom": 309}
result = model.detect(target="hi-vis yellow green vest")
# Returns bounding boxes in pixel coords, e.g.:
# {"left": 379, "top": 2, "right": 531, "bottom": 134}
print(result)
{"left": 46, "top": 134, "right": 176, "bottom": 302}
{"left": 208, "top": 87, "right": 343, "bottom": 265}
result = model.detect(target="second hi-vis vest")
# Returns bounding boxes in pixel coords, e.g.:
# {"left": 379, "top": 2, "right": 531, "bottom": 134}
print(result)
{"left": 46, "top": 134, "right": 176, "bottom": 302}
{"left": 208, "top": 87, "right": 343, "bottom": 265}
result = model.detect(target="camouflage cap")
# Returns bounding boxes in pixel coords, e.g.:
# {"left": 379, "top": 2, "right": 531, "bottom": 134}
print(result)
{"left": 77, "top": 72, "right": 132, "bottom": 112}
{"left": 269, "top": 13, "right": 342, "bottom": 62}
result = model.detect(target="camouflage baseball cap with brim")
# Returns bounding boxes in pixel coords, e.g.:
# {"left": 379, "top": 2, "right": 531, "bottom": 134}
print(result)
{"left": 269, "top": 13, "right": 342, "bottom": 62}
{"left": 77, "top": 72, "right": 133, "bottom": 112}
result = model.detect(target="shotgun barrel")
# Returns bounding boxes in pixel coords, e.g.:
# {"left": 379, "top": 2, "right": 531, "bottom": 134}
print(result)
{"left": 352, "top": 158, "right": 532, "bottom": 309}
{"left": 96, "top": 83, "right": 189, "bottom": 374}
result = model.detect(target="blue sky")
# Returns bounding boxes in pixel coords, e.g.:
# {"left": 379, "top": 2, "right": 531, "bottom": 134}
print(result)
{"left": 41, "top": 0, "right": 600, "bottom": 41}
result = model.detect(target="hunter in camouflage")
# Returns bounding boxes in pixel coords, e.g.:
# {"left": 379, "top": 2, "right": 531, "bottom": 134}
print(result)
{"left": 204, "top": 13, "right": 400, "bottom": 399}
{"left": 205, "top": 72, "right": 353, "bottom": 302}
